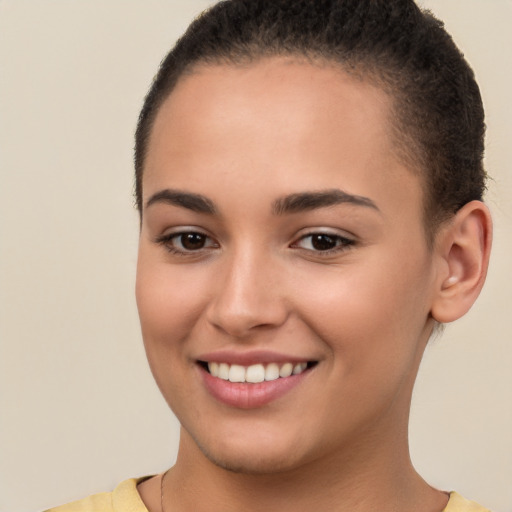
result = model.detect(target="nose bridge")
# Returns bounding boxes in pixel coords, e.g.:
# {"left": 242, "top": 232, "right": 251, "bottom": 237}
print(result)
{"left": 206, "top": 240, "right": 287, "bottom": 337}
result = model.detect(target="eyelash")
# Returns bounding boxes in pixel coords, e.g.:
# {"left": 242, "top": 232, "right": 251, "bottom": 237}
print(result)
{"left": 292, "top": 232, "right": 355, "bottom": 255}
{"left": 155, "top": 231, "right": 219, "bottom": 256}
{"left": 155, "top": 230, "right": 355, "bottom": 257}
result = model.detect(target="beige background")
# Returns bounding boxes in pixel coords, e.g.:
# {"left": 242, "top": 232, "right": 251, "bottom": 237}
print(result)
{"left": 0, "top": 1, "right": 510, "bottom": 511}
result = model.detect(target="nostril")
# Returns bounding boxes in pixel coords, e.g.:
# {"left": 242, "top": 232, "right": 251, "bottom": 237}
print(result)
{"left": 207, "top": 307, "right": 289, "bottom": 338}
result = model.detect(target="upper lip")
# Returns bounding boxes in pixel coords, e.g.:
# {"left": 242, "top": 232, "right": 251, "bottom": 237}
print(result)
{"left": 196, "top": 349, "right": 317, "bottom": 366}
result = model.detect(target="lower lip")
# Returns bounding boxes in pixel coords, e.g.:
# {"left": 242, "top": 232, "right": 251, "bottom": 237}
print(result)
{"left": 200, "top": 366, "right": 310, "bottom": 409}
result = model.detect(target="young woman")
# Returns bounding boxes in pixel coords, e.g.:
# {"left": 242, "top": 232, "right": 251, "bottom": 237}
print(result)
{"left": 47, "top": 1, "right": 493, "bottom": 511}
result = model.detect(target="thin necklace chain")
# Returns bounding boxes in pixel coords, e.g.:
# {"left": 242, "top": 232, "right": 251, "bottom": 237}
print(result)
{"left": 160, "top": 469, "right": 169, "bottom": 512}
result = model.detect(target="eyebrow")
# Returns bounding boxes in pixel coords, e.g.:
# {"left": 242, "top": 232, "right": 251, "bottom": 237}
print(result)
{"left": 145, "top": 189, "right": 217, "bottom": 214}
{"left": 144, "top": 188, "right": 379, "bottom": 216}
{"left": 272, "top": 189, "right": 379, "bottom": 215}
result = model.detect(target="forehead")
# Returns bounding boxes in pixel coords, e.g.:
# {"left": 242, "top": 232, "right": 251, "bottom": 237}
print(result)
{"left": 148, "top": 58, "right": 393, "bottom": 168}
{"left": 144, "top": 58, "right": 422, "bottom": 222}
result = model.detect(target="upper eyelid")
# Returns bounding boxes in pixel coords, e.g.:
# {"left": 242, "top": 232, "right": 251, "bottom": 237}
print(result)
{"left": 154, "top": 230, "right": 217, "bottom": 248}
{"left": 155, "top": 226, "right": 212, "bottom": 240}
{"left": 293, "top": 227, "right": 356, "bottom": 240}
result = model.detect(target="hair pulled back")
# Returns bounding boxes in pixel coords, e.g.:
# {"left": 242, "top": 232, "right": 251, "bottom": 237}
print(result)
{"left": 134, "top": 0, "right": 486, "bottom": 238}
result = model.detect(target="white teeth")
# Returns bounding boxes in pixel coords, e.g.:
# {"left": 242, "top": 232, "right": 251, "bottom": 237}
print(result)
{"left": 265, "top": 363, "right": 280, "bottom": 381}
{"left": 218, "top": 363, "right": 230, "bottom": 380}
{"left": 293, "top": 362, "right": 307, "bottom": 375}
{"left": 208, "top": 362, "right": 219, "bottom": 377}
{"left": 206, "top": 361, "right": 311, "bottom": 382}
{"left": 228, "top": 364, "right": 246, "bottom": 383}
{"left": 246, "top": 364, "right": 265, "bottom": 383}
{"left": 279, "top": 362, "right": 293, "bottom": 378}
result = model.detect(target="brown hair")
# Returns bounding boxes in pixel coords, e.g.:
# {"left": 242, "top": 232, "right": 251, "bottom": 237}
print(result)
{"left": 134, "top": 0, "right": 486, "bottom": 240}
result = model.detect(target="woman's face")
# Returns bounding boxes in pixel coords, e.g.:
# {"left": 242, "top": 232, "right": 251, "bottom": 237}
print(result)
{"left": 136, "top": 58, "right": 438, "bottom": 473}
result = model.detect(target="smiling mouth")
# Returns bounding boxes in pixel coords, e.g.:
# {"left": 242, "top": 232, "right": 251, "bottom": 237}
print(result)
{"left": 198, "top": 361, "right": 317, "bottom": 384}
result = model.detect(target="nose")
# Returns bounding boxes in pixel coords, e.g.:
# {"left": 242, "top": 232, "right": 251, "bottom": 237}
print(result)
{"left": 205, "top": 246, "right": 289, "bottom": 339}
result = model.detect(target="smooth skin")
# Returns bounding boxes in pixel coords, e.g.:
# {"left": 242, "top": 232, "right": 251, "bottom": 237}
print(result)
{"left": 136, "top": 58, "right": 492, "bottom": 512}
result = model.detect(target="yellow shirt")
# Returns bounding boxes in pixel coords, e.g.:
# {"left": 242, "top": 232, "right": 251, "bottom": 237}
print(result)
{"left": 45, "top": 477, "right": 492, "bottom": 512}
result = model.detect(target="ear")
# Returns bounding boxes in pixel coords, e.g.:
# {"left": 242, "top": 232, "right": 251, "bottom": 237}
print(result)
{"left": 430, "top": 200, "right": 492, "bottom": 323}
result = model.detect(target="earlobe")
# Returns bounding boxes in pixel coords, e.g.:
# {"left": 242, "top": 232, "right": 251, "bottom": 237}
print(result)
{"left": 431, "top": 200, "right": 492, "bottom": 324}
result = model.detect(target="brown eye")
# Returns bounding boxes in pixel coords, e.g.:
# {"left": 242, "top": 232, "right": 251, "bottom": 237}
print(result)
{"left": 310, "top": 234, "right": 338, "bottom": 251}
{"left": 293, "top": 232, "right": 355, "bottom": 254}
{"left": 156, "top": 230, "right": 218, "bottom": 255}
{"left": 180, "top": 233, "right": 207, "bottom": 250}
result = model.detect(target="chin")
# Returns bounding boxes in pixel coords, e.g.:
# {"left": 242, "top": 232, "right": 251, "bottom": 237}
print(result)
{"left": 188, "top": 427, "right": 310, "bottom": 475}
{"left": 201, "top": 446, "right": 303, "bottom": 475}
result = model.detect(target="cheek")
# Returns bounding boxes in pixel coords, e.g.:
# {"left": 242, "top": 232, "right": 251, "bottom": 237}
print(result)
{"left": 294, "top": 252, "right": 433, "bottom": 371}
{"left": 293, "top": 258, "right": 433, "bottom": 434}
{"left": 135, "top": 253, "right": 212, "bottom": 412}
{"left": 135, "top": 251, "right": 209, "bottom": 357}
